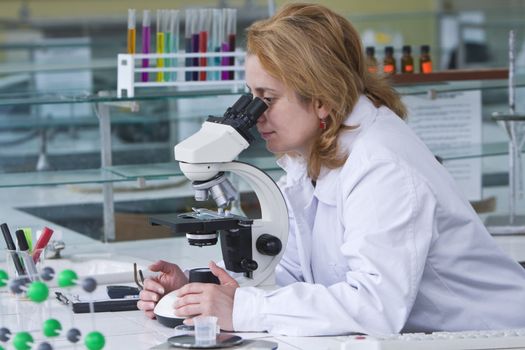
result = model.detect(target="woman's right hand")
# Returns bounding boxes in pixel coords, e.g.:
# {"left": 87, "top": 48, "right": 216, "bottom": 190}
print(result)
{"left": 137, "top": 260, "right": 188, "bottom": 319}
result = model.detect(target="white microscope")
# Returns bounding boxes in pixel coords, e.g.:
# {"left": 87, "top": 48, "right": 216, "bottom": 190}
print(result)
{"left": 151, "top": 94, "right": 288, "bottom": 288}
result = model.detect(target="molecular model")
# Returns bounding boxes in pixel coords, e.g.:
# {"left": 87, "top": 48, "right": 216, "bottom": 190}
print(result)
{"left": 0, "top": 267, "right": 105, "bottom": 350}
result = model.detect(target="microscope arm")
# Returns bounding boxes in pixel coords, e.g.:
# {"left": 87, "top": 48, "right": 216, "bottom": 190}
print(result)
{"left": 180, "top": 161, "right": 289, "bottom": 287}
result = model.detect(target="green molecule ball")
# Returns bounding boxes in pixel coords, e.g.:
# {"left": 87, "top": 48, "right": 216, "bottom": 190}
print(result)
{"left": 27, "top": 281, "right": 49, "bottom": 303}
{"left": 13, "top": 332, "right": 33, "bottom": 350}
{"left": 0, "top": 269, "right": 8, "bottom": 287}
{"left": 58, "top": 269, "right": 78, "bottom": 288}
{"left": 85, "top": 331, "right": 105, "bottom": 350}
{"left": 43, "top": 318, "right": 62, "bottom": 337}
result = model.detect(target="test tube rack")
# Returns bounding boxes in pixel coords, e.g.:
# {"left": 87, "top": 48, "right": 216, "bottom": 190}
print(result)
{"left": 117, "top": 51, "right": 246, "bottom": 98}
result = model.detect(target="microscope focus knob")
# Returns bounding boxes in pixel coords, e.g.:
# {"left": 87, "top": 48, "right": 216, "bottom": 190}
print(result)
{"left": 240, "top": 259, "right": 258, "bottom": 272}
{"left": 256, "top": 234, "right": 283, "bottom": 256}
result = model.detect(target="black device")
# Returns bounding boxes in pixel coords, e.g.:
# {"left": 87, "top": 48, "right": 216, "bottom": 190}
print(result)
{"left": 55, "top": 291, "right": 138, "bottom": 313}
{"left": 106, "top": 285, "right": 140, "bottom": 299}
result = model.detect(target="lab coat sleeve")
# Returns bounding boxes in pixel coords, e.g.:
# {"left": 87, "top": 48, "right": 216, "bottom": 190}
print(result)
{"left": 233, "top": 158, "right": 436, "bottom": 336}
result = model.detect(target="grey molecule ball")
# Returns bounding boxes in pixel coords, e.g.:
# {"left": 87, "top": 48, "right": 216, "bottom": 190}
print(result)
{"left": 0, "top": 327, "right": 11, "bottom": 342}
{"left": 40, "top": 267, "right": 55, "bottom": 282}
{"left": 37, "top": 341, "right": 53, "bottom": 350}
{"left": 8, "top": 278, "right": 26, "bottom": 294}
{"left": 81, "top": 277, "right": 97, "bottom": 293}
{"left": 66, "top": 328, "right": 82, "bottom": 343}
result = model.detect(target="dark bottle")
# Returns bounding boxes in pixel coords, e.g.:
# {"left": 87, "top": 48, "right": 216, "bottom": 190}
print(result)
{"left": 383, "top": 46, "right": 396, "bottom": 75}
{"left": 365, "top": 46, "right": 378, "bottom": 74}
{"left": 419, "top": 45, "right": 433, "bottom": 73}
{"left": 401, "top": 45, "right": 414, "bottom": 74}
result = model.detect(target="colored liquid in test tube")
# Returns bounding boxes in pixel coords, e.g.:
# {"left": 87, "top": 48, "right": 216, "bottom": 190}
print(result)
{"left": 127, "top": 9, "right": 136, "bottom": 54}
{"left": 170, "top": 10, "right": 180, "bottom": 81}
{"left": 211, "top": 9, "right": 223, "bottom": 81}
{"left": 163, "top": 10, "right": 171, "bottom": 82}
{"left": 141, "top": 10, "right": 151, "bottom": 82}
{"left": 199, "top": 9, "right": 211, "bottom": 81}
{"left": 184, "top": 9, "right": 194, "bottom": 81}
{"left": 156, "top": 9, "right": 165, "bottom": 82}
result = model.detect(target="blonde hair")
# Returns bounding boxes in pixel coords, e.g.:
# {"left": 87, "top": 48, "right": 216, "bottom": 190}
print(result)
{"left": 246, "top": 3, "right": 407, "bottom": 180}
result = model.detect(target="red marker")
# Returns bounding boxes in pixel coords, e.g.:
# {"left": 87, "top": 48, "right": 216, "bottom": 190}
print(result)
{"left": 32, "top": 227, "right": 54, "bottom": 263}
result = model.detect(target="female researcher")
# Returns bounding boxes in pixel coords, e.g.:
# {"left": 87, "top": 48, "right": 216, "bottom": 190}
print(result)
{"left": 138, "top": 3, "right": 525, "bottom": 336}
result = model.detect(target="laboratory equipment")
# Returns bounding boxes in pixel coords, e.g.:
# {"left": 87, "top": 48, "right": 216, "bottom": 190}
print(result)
{"left": 336, "top": 328, "right": 525, "bottom": 350}
{"left": 153, "top": 291, "right": 185, "bottom": 327}
{"left": 150, "top": 93, "right": 288, "bottom": 288}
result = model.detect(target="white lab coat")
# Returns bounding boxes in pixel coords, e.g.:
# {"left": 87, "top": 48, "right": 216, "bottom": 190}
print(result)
{"left": 232, "top": 96, "right": 525, "bottom": 336}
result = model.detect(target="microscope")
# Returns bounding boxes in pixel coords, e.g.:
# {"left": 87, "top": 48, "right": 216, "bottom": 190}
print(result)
{"left": 151, "top": 94, "right": 288, "bottom": 287}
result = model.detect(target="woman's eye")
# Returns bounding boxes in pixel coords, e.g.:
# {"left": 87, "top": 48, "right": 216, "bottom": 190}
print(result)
{"left": 263, "top": 97, "right": 274, "bottom": 104}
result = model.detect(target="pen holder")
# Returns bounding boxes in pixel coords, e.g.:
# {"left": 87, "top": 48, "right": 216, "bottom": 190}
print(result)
{"left": 5, "top": 249, "right": 45, "bottom": 283}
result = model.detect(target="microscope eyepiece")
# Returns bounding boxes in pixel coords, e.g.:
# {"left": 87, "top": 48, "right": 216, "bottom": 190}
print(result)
{"left": 244, "top": 97, "right": 268, "bottom": 127}
{"left": 230, "top": 93, "right": 253, "bottom": 114}
{"left": 206, "top": 93, "right": 268, "bottom": 143}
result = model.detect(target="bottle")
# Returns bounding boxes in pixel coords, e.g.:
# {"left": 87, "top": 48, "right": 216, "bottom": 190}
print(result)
{"left": 365, "top": 46, "right": 378, "bottom": 74}
{"left": 383, "top": 46, "right": 396, "bottom": 75}
{"left": 401, "top": 45, "right": 414, "bottom": 74}
{"left": 419, "top": 45, "right": 433, "bottom": 74}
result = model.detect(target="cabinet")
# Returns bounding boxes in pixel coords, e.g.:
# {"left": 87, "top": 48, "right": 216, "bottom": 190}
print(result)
{"left": 0, "top": 71, "right": 524, "bottom": 248}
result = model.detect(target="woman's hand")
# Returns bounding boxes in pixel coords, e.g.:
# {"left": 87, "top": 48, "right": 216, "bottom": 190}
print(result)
{"left": 175, "top": 261, "right": 239, "bottom": 331}
{"left": 137, "top": 260, "right": 189, "bottom": 319}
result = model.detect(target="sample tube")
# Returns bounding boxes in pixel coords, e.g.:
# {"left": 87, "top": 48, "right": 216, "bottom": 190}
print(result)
{"left": 127, "top": 9, "right": 136, "bottom": 54}
{"left": 141, "top": 10, "right": 151, "bottom": 82}
{"left": 170, "top": 10, "right": 180, "bottom": 81}
{"left": 211, "top": 9, "right": 223, "bottom": 81}
{"left": 185, "top": 9, "right": 193, "bottom": 81}
{"left": 199, "top": 9, "right": 211, "bottom": 81}
{"left": 227, "top": 9, "right": 237, "bottom": 80}
{"left": 163, "top": 10, "right": 171, "bottom": 81}
{"left": 220, "top": 9, "right": 231, "bottom": 80}
{"left": 156, "top": 9, "right": 165, "bottom": 82}
{"left": 191, "top": 10, "right": 200, "bottom": 81}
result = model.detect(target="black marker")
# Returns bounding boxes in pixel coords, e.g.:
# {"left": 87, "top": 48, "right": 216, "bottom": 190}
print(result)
{"left": 1, "top": 223, "right": 26, "bottom": 276}
{"left": 16, "top": 229, "right": 38, "bottom": 280}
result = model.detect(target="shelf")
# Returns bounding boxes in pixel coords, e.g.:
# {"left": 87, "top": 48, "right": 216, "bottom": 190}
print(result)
{"left": 0, "top": 157, "right": 282, "bottom": 188}
{"left": 391, "top": 68, "right": 509, "bottom": 85}
{"left": 0, "top": 168, "right": 126, "bottom": 188}
{"left": 432, "top": 142, "right": 511, "bottom": 161}
{"left": 395, "top": 74, "right": 525, "bottom": 95}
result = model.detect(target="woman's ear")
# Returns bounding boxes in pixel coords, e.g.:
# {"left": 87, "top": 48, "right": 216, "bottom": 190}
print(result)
{"left": 315, "top": 100, "right": 330, "bottom": 120}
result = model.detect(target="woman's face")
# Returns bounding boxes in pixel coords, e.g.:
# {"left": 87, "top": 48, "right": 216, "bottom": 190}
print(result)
{"left": 245, "top": 55, "right": 325, "bottom": 156}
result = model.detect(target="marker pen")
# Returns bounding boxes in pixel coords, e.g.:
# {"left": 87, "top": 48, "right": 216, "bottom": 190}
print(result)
{"left": 32, "top": 226, "right": 53, "bottom": 263}
{"left": 16, "top": 229, "right": 39, "bottom": 281}
{"left": 1, "top": 223, "right": 26, "bottom": 277}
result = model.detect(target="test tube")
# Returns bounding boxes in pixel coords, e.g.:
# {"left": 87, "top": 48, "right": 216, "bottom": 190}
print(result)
{"left": 211, "top": 9, "right": 223, "bottom": 81}
{"left": 170, "top": 10, "right": 180, "bottom": 81}
{"left": 163, "top": 10, "right": 171, "bottom": 81}
{"left": 185, "top": 9, "right": 194, "bottom": 81}
{"left": 220, "top": 9, "right": 230, "bottom": 80}
{"left": 156, "top": 9, "right": 165, "bottom": 82}
{"left": 191, "top": 10, "right": 200, "bottom": 81}
{"left": 127, "top": 9, "right": 136, "bottom": 54}
{"left": 227, "top": 9, "right": 237, "bottom": 80}
{"left": 141, "top": 10, "right": 151, "bottom": 82}
{"left": 199, "top": 9, "right": 211, "bottom": 81}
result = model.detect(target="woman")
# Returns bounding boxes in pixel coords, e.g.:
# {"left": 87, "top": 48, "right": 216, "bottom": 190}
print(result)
{"left": 138, "top": 3, "right": 525, "bottom": 336}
